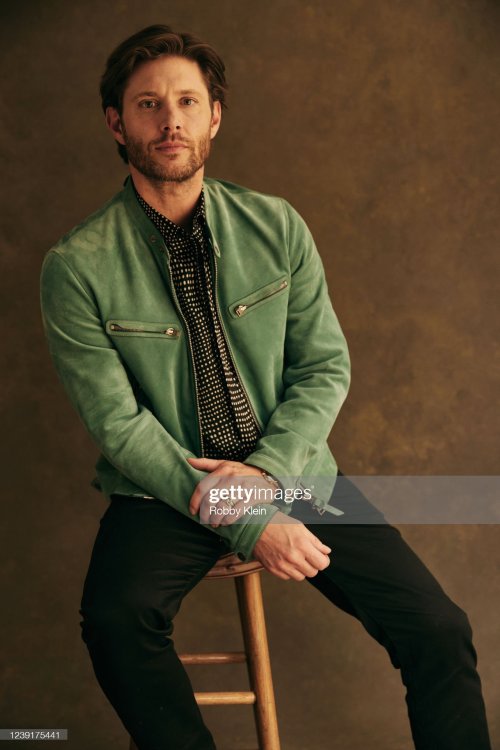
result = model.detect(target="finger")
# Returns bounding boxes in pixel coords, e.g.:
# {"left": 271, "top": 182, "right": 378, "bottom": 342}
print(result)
{"left": 254, "top": 556, "right": 302, "bottom": 582}
{"left": 189, "top": 486, "right": 202, "bottom": 515}
{"left": 218, "top": 500, "right": 247, "bottom": 526}
{"left": 305, "top": 547, "right": 331, "bottom": 572}
{"left": 190, "top": 467, "right": 238, "bottom": 517}
{"left": 203, "top": 473, "right": 276, "bottom": 526}
{"left": 200, "top": 476, "right": 234, "bottom": 525}
{"left": 221, "top": 486, "right": 279, "bottom": 526}
{"left": 201, "top": 493, "right": 223, "bottom": 526}
{"left": 274, "top": 558, "right": 308, "bottom": 582}
{"left": 189, "top": 479, "right": 208, "bottom": 515}
{"left": 265, "top": 560, "right": 302, "bottom": 581}
{"left": 202, "top": 475, "right": 252, "bottom": 525}
{"left": 208, "top": 498, "right": 231, "bottom": 528}
{"left": 187, "top": 457, "right": 224, "bottom": 471}
{"left": 309, "top": 533, "right": 332, "bottom": 554}
{"left": 190, "top": 473, "right": 221, "bottom": 516}
{"left": 285, "top": 549, "right": 322, "bottom": 579}
{"left": 192, "top": 467, "right": 242, "bottom": 515}
{"left": 298, "top": 559, "right": 320, "bottom": 578}
{"left": 210, "top": 489, "right": 254, "bottom": 527}
{"left": 218, "top": 493, "right": 266, "bottom": 526}
{"left": 287, "top": 568, "right": 306, "bottom": 582}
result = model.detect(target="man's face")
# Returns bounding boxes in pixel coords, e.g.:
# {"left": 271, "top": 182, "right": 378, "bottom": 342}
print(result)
{"left": 106, "top": 55, "right": 221, "bottom": 183}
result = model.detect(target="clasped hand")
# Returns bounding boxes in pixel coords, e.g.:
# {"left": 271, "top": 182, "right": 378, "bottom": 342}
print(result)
{"left": 187, "top": 457, "right": 275, "bottom": 527}
{"left": 188, "top": 456, "right": 332, "bottom": 581}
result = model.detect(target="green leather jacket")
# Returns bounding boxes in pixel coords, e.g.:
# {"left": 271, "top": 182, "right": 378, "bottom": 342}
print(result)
{"left": 40, "top": 176, "right": 351, "bottom": 560}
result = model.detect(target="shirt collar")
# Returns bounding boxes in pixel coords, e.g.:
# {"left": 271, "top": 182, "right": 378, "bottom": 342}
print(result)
{"left": 133, "top": 183, "right": 206, "bottom": 241}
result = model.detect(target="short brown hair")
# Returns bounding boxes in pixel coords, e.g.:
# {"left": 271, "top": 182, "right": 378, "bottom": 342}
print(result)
{"left": 100, "top": 24, "right": 228, "bottom": 163}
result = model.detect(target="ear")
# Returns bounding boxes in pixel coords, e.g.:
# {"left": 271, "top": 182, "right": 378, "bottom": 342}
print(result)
{"left": 209, "top": 100, "right": 222, "bottom": 140}
{"left": 105, "top": 106, "right": 126, "bottom": 146}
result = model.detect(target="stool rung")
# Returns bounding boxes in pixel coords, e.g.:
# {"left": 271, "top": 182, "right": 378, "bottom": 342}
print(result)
{"left": 194, "top": 690, "right": 256, "bottom": 705}
{"left": 179, "top": 651, "right": 247, "bottom": 664}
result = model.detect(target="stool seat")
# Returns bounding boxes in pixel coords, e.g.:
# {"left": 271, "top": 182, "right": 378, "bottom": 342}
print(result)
{"left": 128, "top": 550, "right": 281, "bottom": 750}
{"left": 204, "top": 551, "right": 264, "bottom": 578}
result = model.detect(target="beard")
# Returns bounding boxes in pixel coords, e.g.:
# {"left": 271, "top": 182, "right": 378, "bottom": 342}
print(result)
{"left": 122, "top": 126, "right": 212, "bottom": 184}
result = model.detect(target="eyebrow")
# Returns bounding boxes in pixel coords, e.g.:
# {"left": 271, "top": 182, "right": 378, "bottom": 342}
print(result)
{"left": 132, "top": 90, "right": 158, "bottom": 100}
{"left": 132, "top": 89, "right": 203, "bottom": 100}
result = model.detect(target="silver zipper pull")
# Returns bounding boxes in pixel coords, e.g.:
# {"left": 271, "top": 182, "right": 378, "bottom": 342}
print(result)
{"left": 110, "top": 323, "right": 179, "bottom": 336}
{"left": 234, "top": 279, "right": 288, "bottom": 317}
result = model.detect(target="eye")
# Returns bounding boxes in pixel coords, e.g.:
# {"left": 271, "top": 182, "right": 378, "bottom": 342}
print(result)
{"left": 181, "top": 97, "right": 197, "bottom": 106}
{"left": 139, "top": 100, "right": 158, "bottom": 109}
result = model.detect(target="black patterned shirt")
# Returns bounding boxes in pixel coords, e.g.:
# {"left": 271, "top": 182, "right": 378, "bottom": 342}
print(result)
{"left": 135, "top": 187, "right": 262, "bottom": 462}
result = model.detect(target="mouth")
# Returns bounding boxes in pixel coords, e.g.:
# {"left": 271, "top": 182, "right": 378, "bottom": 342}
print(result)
{"left": 155, "top": 142, "right": 188, "bottom": 153}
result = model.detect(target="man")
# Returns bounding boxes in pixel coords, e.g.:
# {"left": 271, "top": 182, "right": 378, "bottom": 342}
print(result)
{"left": 40, "top": 24, "right": 491, "bottom": 750}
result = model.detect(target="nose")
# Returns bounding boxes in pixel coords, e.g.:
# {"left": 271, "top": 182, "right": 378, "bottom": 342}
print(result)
{"left": 160, "top": 103, "right": 181, "bottom": 133}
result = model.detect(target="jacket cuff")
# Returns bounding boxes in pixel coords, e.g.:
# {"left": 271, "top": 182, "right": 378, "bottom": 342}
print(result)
{"left": 232, "top": 503, "right": 280, "bottom": 561}
{"left": 243, "top": 453, "right": 290, "bottom": 483}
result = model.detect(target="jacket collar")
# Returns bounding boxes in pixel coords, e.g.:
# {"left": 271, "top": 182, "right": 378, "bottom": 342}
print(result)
{"left": 121, "top": 175, "right": 220, "bottom": 255}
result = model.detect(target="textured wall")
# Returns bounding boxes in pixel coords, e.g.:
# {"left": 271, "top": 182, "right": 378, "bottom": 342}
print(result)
{"left": 1, "top": 1, "right": 499, "bottom": 748}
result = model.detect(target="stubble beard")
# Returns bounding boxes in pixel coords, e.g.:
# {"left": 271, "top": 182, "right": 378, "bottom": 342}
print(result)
{"left": 122, "top": 125, "right": 212, "bottom": 184}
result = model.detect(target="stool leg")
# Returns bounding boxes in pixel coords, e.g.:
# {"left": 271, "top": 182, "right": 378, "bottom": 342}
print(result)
{"left": 235, "top": 572, "right": 281, "bottom": 750}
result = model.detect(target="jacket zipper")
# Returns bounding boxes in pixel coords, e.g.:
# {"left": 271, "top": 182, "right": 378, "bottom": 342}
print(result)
{"left": 161, "top": 248, "right": 205, "bottom": 456}
{"left": 109, "top": 323, "right": 179, "bottom": 337}
{"left": 234, "top": 280, "right": 288, "bottom": 317}
{"left": 209, "top": 240, "right": 264, "bottom": 434}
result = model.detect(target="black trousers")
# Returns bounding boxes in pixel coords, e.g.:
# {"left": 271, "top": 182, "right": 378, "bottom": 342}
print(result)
{"left": 79, "top": 472, "right": 491, "bottom": 750}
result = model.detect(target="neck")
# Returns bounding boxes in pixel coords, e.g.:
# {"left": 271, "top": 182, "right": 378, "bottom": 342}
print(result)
{"left": 130, "top": 166, "right": 204, "bottom": 228}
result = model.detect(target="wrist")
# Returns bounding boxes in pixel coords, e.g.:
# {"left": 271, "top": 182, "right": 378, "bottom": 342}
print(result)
{"left": 245, "top": 463, "right": 280, "bottom": 493}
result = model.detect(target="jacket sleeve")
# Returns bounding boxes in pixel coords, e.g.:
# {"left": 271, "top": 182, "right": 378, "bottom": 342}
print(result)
{"left": 40, "top": 250, "right": 279, "bottom": 560}
{"left": 243, "top": 199, "right": 351, "bottom": 479}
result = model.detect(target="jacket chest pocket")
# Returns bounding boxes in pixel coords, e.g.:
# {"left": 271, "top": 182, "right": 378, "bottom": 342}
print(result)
{"left": 228, "top": 276, "right": 289, "bottom": 319}
{"left": 106, "top": 319, "right": 181, "bottom": 340}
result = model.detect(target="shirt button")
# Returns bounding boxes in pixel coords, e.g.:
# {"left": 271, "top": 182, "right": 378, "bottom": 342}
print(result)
{"left": 150, "top": 235, "right": 157, "bottom": 244}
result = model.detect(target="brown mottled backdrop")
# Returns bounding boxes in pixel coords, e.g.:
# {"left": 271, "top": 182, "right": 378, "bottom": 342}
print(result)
{"left": 1, "top": 1, "right": 499, "bottom": 748}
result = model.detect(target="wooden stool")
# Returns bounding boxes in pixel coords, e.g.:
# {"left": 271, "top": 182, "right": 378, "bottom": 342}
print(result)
{"left": 129, "top": 552, "right": 281, "bottom": 750}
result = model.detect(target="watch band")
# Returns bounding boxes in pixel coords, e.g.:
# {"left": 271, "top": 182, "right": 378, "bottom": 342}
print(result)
{"left": 259, "top": 469, "right": 280, "bottom": 490}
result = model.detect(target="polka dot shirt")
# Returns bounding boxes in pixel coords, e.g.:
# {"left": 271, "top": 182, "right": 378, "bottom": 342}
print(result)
{"left": 135, "top": 187, "right": 262, "bottom": 462}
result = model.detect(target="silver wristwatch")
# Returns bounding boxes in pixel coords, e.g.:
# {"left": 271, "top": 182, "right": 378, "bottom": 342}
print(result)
{"left": 259, "top": 469, "right": 280, "bottom": 491}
